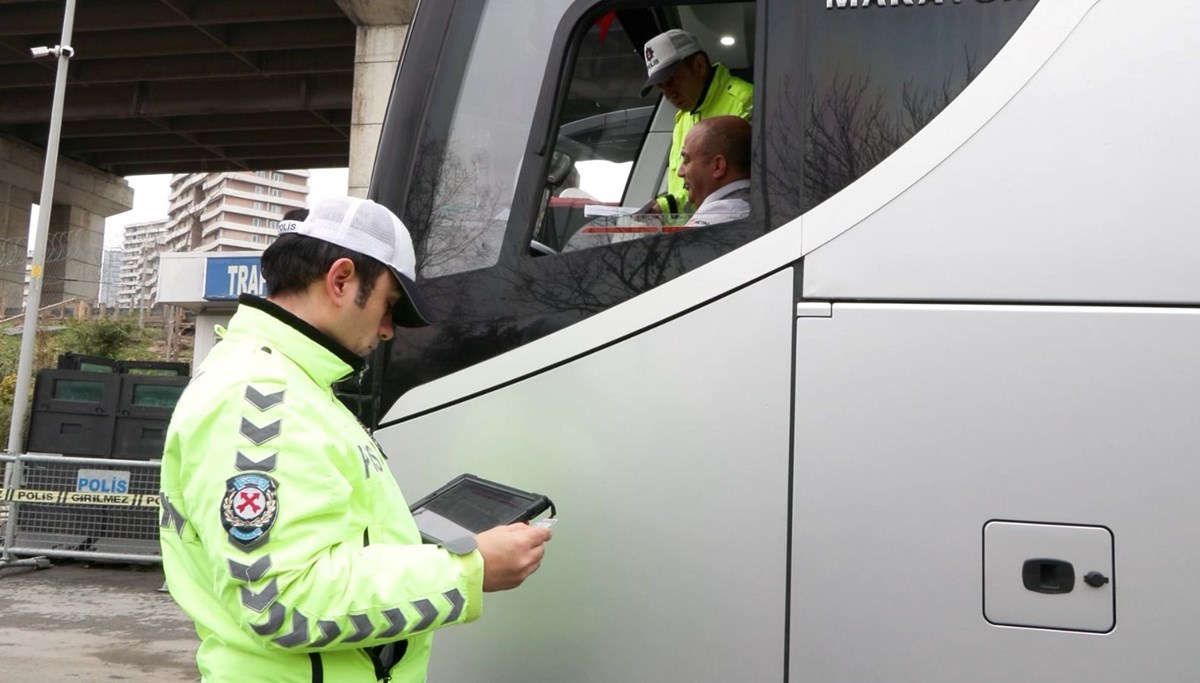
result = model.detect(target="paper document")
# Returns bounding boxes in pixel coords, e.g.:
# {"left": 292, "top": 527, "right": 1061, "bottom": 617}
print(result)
{"left": 584, "top": 205, "right": 640, "bottom": 218}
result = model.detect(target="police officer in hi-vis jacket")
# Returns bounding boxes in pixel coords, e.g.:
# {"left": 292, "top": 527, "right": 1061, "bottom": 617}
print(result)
{"left": 640, "top": 29, "right": 753, "bottom": 216}
{"left": 159, "top": 197, "right": 552, "bottom": 682}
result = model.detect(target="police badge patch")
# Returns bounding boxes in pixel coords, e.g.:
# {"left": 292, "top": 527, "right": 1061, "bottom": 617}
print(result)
{"left": 221, "top": 473, "right": 279, "bottom": 549}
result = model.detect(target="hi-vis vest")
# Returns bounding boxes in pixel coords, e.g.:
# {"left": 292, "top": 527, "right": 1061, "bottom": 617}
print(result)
{"left": 657, "top": 62, "right": 754, "bottom": 214}
{"left": 160, "top": 297, "right": 483, "bottom": 682}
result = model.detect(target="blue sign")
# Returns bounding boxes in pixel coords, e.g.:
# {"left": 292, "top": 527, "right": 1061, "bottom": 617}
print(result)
{"left": 205, "top": 257, "right": 268, "bottom": 301}
{"left": 77, "top": 469, "right": 130, "bottom": 494}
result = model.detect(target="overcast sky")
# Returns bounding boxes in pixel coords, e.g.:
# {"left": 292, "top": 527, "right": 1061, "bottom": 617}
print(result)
{"left": 27, "top": 168, "right": 350, "bottom": 251}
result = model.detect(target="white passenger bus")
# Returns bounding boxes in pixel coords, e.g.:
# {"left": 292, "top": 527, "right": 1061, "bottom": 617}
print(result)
{"left": 362, "top": 1, "right": 1200, "bottom": 679}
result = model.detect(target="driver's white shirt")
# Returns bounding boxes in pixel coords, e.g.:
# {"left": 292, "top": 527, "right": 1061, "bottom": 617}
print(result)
{"left": 686, "top": 179, "right": 751, "bottom": 227}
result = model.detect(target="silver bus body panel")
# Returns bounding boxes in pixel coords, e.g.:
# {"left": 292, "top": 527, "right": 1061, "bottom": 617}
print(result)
{"left": 379, "top": 269, "right": 794, "bottom": 682}
{"left": 793, "top": 303, "right": 1200, "bottom": 681}
{"left": 804, "top": 0, "right": 1200, "bottom": 304}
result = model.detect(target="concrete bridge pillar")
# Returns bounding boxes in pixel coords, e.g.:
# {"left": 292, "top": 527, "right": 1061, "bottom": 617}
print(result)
{"left": 0, "top": 181, "right": 36, "bottom": 315}
{"left": 41, "top": 203, "right": 106, "bottom": 304}
{"left": 0, "top": 135, "right": 132, "bottom": 314}
{"left": 336, "top": 0, "right": 417, "bottom": 198}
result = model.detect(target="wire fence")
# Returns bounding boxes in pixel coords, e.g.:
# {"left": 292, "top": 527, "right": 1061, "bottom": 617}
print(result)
{"left": 0, "top": 232, "right": 96, "bottom": 270}
{"left": 1, "top": 453, "right": 162, "bottom": 564}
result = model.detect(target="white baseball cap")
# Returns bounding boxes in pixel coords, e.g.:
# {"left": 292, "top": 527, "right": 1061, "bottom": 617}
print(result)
{"left": 640, "top": 29, "right": 703, "bottom": 97}
{"left": 277, "top": 196, "right": 434, "bottom": 327}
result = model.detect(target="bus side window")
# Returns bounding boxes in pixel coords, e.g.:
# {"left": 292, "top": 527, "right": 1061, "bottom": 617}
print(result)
{"left": 762, "top": 0, "right": 1040, "bottom": 225}
{"left": 531, "top": 3, "right": 757, "bottom": 256}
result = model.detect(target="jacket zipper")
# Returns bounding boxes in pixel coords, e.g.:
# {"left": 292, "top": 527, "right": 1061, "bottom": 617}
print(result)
{"left": 309, "top": 652, "right": 323, "bottom": 683}
{"left": 361, "top": 527, "right": 393, "bottom": 682}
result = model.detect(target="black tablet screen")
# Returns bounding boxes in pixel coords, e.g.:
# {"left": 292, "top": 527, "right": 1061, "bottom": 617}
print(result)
{"left": 419, "top": 478, "right": 534, "bottom": 532}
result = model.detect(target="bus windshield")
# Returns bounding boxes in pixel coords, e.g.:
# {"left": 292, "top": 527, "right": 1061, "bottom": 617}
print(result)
{"left": 405, "top": 0, "right": 576, "bottom": 279}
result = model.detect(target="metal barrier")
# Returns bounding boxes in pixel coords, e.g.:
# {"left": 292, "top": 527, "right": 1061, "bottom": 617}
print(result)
{"left": 0, "top": 455, "right": 9, "bottom": 537}
{"left": 0, "top": 452, "right": 161, "bottom": 565}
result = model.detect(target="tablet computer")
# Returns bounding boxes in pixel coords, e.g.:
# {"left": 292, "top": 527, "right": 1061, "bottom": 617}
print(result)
{"left": 409, "top": 474, "right": 553, "bottom": 547}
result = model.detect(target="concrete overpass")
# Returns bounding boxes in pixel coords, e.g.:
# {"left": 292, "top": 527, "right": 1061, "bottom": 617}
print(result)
{"left": 0, "top": 0, "right": 415, "bottom": 309}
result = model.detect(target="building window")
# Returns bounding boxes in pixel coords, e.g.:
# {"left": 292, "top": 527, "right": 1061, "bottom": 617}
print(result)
{"left": 272, "top": 172, "right": 284, "bottom": 182}
{"left": 270, "top": 188, "right": 282, "bottom": 197}
{"left": 254, "top": 186, "right": 264, "bottom": 194}
{"left": 269, "top": 204, "right": 280, "bottom": 213}
{"left": 253, "top": 201, "right": 263, "bottom": 210}
{"left": 252, "top": 218, "right": 263, "bottom": 227}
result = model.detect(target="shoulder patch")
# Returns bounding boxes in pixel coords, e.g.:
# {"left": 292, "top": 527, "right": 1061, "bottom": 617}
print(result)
{"left": 222, "top": 473, "right": 279, "bottom": 549}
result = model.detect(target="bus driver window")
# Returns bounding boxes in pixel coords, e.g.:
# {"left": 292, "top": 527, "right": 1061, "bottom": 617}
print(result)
{"left": 532, "top": 3, "right": 756, "bottom": 256}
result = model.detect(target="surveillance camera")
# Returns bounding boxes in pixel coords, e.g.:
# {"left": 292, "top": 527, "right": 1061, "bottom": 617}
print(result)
{"left": 29, "top": 46, "right": 54, "bottom": 59}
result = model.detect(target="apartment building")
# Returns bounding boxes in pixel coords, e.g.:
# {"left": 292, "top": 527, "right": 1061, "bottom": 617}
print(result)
{"left": 99, "top": 247, "right": 121, "bottom": 307}
{"left": 162, "top": 171, "right": 309, "bottom": 253}
{"left": 118, "top": 219, "right": 167, "bottom": 310}
{"left": 110, "top": 171, "right": 308, "bottom": 309}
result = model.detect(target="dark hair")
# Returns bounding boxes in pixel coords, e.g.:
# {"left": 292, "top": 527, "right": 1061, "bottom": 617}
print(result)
{"left": 261, "top": 233, "right": 389, "bottom": 307}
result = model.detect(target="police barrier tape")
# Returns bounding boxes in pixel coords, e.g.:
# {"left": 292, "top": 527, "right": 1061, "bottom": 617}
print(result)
{"left": 0, "top": 488, "right": 160, "bottom": 508}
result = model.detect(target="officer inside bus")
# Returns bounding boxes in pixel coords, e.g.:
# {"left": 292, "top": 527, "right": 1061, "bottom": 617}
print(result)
{"left": 640, "top": 28, "right": 753, "bottom": 216}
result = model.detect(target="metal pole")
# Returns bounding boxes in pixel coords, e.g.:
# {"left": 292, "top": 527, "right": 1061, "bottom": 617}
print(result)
{"left": 1, "top": 455, "right": 27, "bottom": 562}
{"left": 4, "top": 0, "right": 77, "bottom": 457}
{"left": 2, "top": 0, "right": 74, "bottom": 571}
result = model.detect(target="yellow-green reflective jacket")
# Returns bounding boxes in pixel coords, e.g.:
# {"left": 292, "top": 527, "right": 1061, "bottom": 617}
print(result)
{"left": 657, "top": 62, "right": 754, "bottom": 214}
{"left": 160, "top": 297, "right": 483, "bottom": 682}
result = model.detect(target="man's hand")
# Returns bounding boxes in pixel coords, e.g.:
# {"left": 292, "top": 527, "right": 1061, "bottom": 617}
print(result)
{"left": 476, "top": 523, "right": 552, "bottom": 592}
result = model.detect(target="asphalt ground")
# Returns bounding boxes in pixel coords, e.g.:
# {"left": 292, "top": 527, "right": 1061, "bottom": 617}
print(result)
{"left": 0, "top": 560, "right": 200, "bottom": 681}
